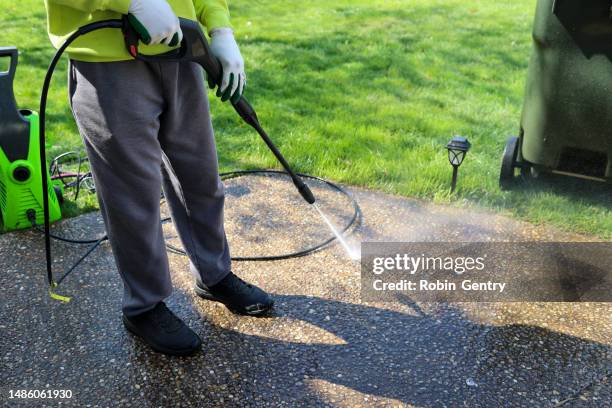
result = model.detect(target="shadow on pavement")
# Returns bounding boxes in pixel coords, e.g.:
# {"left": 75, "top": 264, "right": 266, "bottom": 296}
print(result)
{"left": 127, "top": 291, "right": 611, "bottom": 407}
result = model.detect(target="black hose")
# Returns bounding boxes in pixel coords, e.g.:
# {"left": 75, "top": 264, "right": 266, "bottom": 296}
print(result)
{"left": 44, "top": 169, "right": 360, "bottom": 260}
{"left": 38, "top": 19, "right": 125, "bottom": 296}
{"left": 33, "top": 224, "right": 107, "bottom": 245}
{"left": 165, "top": 170, "right": 362, "bottom": 261}
{"left": 56, "top": 236, "right": 108, "bottom": 285}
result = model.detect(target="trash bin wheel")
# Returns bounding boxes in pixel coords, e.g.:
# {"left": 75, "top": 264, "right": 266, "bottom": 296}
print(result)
{"left": 500, "top": 136, "right": 520, "bottom": 190}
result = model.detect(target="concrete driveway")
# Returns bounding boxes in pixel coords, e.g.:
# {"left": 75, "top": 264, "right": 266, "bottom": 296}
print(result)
{"left": 1, "top": 174, "right": 610, "bottom": 407}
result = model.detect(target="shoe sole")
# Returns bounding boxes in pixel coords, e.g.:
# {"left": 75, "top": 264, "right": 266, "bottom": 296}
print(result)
{"left": 194, "top": 285, "right": 274, "bottom": 316}
{"left": 122, "top": 316, "right": 202, "bottom": 357}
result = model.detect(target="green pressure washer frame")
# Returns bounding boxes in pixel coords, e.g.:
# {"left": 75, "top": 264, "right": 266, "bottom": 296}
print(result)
{"left": 0, "top": 47, "right": 62, "bottom": 232}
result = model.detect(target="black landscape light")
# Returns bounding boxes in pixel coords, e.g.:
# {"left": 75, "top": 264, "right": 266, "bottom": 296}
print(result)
{"left": 446, "top": 136, "right": 471, "bottom": 192}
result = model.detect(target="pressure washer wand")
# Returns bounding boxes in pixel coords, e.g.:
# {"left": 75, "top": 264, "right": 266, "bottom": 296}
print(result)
{"left": 123, "top": 17, "right": 316, "bottom": 204}
{"left": 231, "top": 99, "right": 316, "bottom": 204}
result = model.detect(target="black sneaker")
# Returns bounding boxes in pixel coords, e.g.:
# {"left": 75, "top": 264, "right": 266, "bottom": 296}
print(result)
{"left": 122, "top": 302, "right": 202, "bottom": 356}
{"left": 194, "top": 272, "right": 274, "bottom": 316}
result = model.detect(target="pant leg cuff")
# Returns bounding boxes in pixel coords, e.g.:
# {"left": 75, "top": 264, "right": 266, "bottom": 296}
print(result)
{"left": 192, "top": 264, "right": 231, "bottom": 288}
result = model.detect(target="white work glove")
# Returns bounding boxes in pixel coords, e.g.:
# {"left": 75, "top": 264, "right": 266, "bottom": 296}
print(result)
{"left": 128, "top": 0, "right": 183, "bottom": 46}
{"left": 209, "top": 28, "right": 245, "bottom": 103}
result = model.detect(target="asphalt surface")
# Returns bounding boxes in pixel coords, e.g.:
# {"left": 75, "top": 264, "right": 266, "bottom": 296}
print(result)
{"left": 1, "top": 173, "right": 610, "bottom": 407}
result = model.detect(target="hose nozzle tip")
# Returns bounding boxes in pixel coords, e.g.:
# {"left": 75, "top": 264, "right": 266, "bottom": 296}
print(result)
{"left": 298, "top": 183, "right": 316, "bottom": 204}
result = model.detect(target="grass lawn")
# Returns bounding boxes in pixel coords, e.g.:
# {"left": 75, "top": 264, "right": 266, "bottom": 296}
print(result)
{"left": 2, "top": 0, "right": 610, "bottom": 238}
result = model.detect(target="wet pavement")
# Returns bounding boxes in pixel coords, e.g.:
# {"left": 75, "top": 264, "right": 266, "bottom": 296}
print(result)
{"left": 1, "top": 173, "right": 610, "bottom": 407}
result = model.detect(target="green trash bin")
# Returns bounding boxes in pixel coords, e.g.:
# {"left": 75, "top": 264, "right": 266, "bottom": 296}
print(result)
{"left": 500, "top": 0, "right": 612, "bottom": 188}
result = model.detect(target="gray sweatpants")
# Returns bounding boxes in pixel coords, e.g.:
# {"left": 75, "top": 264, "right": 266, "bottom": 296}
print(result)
{"left": 69, "top": 59, "right": 231, "bottom": 316}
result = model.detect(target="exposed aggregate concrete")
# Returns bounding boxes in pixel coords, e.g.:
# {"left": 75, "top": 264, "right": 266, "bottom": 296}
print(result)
{"left": 1, "top": 174, "right": 609, "bottom": 407}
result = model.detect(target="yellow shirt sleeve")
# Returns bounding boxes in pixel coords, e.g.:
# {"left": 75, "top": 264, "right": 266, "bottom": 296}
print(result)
{"left": 192, "top": 0, "right": 232, "bottom": 32}
{"left": 47, "top": 0, "right": 131, "bottom": 14}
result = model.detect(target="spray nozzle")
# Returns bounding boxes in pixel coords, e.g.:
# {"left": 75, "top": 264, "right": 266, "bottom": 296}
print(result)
{"left": 297, "top": 181, "right": 316, "bottom": 204}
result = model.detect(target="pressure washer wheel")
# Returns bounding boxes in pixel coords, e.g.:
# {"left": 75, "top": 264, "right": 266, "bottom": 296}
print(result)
{"left": 499, "top": 136, "right": 531, "bottom": 190}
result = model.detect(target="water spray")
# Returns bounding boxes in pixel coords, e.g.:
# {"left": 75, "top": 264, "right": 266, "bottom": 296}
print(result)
{"left": 313, "top": 203, "right": 361, "bottom": 260}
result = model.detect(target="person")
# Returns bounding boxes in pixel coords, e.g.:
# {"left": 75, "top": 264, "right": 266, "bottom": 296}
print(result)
{"left": 44, "top": 0, "right": 274, "bottom": 356}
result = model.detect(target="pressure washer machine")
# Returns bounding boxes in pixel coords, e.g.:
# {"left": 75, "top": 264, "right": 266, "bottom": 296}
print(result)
{"left": 500, "top": 0, "right": 612, "bottom": 188}
{"left": 0, "top": 47, "right": 62, "bottom": 231}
